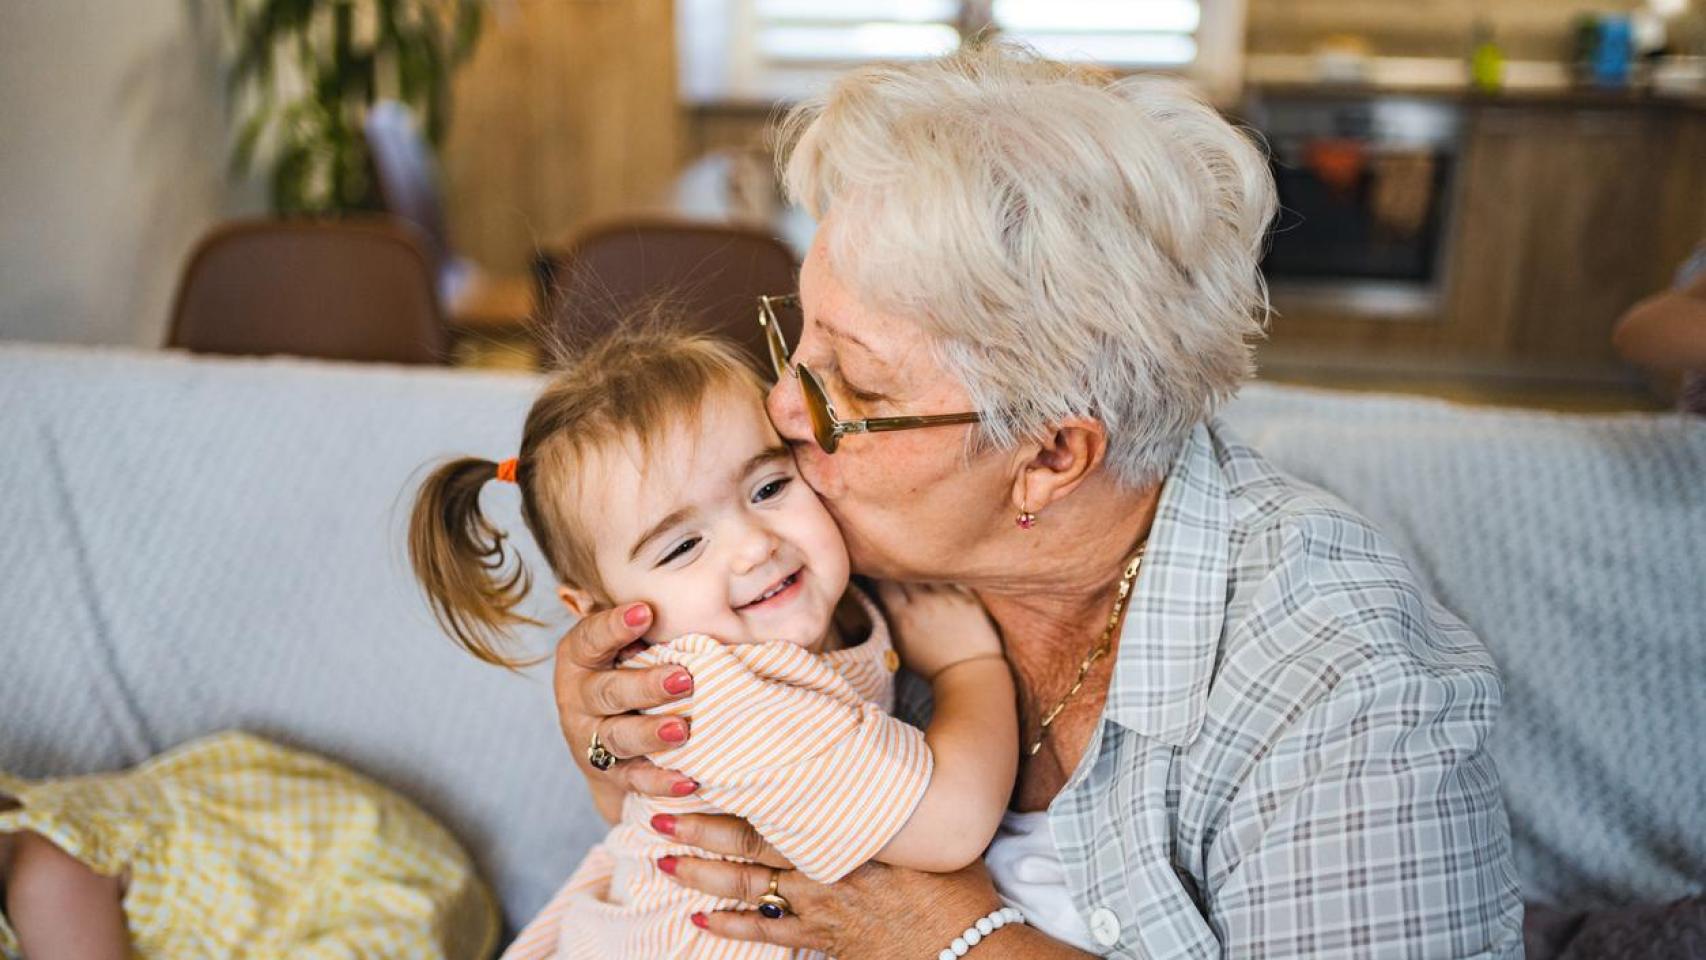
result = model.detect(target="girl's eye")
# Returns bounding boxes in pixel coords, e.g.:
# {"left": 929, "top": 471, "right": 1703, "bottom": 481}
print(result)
{"left": 753, "top": 477, "right": 791, "bottom": 503}
{"left": 658, "top": 536, "right": 701, "bottom": 566}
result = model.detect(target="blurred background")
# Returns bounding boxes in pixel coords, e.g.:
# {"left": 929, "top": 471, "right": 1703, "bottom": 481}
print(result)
{"left": 3, "top": 0, "right": 1703, "bottom": 409}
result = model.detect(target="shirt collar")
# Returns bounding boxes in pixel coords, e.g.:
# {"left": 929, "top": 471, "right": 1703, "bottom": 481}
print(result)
{"left": 1104, "top": 422, "right": 1229, "bottom": 748}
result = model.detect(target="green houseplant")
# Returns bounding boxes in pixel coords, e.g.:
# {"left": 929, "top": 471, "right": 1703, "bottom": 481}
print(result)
{"left": 225, "top": 0, "right": 484, "bottom": 214}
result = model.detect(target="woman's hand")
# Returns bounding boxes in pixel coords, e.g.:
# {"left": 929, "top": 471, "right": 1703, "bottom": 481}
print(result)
{"left": 552, "top": 603, "right": 700, "bottom": 820}
{"left": 875, "top": 582, "right": 1002, "bottom": 681}
{"left": 658, "top": 813, "right": 1008, "bottom": 960}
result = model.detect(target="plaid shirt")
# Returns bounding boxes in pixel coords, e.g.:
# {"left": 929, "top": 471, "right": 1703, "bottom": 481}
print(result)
{"left": 901, "top": 421, "right": 1523, "bottom": 958}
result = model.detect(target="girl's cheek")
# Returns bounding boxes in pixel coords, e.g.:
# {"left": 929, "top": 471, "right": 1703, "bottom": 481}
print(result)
{"left": 794, "top": 450, "right": 845, "bottom": 500}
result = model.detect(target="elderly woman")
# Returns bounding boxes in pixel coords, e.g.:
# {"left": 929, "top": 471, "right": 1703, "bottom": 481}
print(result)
{"left": 551, "top": 44, "right": 1522, "bottom": 959}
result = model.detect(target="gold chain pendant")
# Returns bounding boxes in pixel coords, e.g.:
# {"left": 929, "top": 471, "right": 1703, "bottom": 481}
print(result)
{"left": 1027, "top": 545, "right": 1146, "bottom": 757}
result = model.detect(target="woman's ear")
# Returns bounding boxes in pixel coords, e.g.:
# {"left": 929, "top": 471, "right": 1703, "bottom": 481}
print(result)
{"left": 1009, "top": 417, "right": 1109, "bottom": 515}
{"left": 557, "top": 584, "right": 598, "bottom": 618}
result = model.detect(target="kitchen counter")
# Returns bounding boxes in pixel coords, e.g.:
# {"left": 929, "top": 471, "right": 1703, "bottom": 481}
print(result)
{"left": 1242, "top": 54, "right": 1706, "bottom": 113}
{"left": 1245, "top": 80, "right": 1706, "bottom": 114}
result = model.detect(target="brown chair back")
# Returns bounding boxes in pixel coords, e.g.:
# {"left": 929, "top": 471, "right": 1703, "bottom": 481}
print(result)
{"left": 168, "top": 218, "right": 445, "bottom": 365}
{"left": 364, "top": 101, "right": 451, "bottom": 265}
{"left": 536, "top": 218, "right": 800, "bottom": 368}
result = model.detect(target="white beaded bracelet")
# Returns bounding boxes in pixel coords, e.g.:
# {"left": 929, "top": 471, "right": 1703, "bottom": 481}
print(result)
{"left": 936, "top": 906, "right": 1026, "bottom": 959}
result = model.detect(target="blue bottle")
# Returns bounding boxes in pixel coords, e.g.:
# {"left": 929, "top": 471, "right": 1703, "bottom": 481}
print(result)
{"left": 1593, "top": 15, "right": 1633, "bottom": 88}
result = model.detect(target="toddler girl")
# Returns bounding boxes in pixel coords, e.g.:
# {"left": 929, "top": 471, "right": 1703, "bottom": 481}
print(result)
{"left": 408, "top": 328, "right": 1018, "bottom": 959}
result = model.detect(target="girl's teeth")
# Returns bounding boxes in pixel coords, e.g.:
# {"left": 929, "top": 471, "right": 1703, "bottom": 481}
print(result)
{"left": 754, "top": 574, "right": 795, "bottom": 604}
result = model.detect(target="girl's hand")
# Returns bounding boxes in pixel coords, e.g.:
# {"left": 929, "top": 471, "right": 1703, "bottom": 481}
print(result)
{"left": 552, "top": 603, "right": 700, "bottom": 819}
{"left": 658, "top": 814, "right": 1008, "bottom": 960}
{"left": 875, "top": 582, "right": 1003, "bottom": 681}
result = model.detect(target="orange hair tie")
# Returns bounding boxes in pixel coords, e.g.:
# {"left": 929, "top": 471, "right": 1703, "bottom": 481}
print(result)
{"left": 495, "top": 458, "right": 519, "bottom": 484}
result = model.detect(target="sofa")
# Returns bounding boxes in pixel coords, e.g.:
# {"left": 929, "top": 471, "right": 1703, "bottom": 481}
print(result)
{"left": 2, "top": 342, "right": 1702, "bottom": 949}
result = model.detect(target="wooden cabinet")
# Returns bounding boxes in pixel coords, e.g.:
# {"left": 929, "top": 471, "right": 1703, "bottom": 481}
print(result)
{"left": 1449, "top": 106, "right": 1667, "bottom": 366}
{"left": 440, "top": 0, "right": 682, "bottom": 275}
{"left": 1265, "top": 98, "right": 1706, "bottom": 381}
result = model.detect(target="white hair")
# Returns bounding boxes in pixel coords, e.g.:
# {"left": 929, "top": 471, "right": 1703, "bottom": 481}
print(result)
{"left": 777, "top": 42, "right": 1276, "bottom": 488}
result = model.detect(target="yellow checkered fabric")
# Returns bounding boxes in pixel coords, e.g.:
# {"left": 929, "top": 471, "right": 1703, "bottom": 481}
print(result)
{"left": 0, "top": 731, "right": 497, "bottom": 959}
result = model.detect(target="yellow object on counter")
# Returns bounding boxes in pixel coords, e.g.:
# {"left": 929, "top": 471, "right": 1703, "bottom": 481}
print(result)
{"left": 0, "top": 731, "right": 497, "bottom": 959}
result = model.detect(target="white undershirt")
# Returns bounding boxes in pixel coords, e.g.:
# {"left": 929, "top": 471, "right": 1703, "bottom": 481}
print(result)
{"left": 983, "top": 809, "right": 1103, "bottom": 954}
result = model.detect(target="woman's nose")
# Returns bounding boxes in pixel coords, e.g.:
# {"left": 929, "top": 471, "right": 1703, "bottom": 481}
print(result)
{"left": 765, "top": 378, "right": 812, "bottom": 447}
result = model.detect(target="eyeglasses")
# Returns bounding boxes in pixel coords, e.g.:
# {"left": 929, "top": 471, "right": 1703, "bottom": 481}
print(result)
{"left": 758, "top": 294, "right": 983, "bottom": 454}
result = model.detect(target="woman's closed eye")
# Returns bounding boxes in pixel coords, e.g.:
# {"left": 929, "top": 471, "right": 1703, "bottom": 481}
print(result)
{"left": 840, "top": 378, "right": 885, "bottom": 404}
{"left": 812, "top": 353, "right": 885, "bottom": 406}
{"left": 826, "top": 361, "right": 884, "bottom": 404}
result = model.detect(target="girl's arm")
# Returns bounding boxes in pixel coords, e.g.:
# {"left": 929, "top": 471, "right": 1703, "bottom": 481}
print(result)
{"left": 639, "top": 587, "right": 1016, "bottom": 882}
{"left": 873, "top": 584, "right": 1019, "bottom": 873}
{"left": 4, "top": 830, "right": 130, "bottom": 960}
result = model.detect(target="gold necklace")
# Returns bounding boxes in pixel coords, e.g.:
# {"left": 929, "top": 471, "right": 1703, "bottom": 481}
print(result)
{"left": 1027, "top": 543, "right": 1147, "bottom": 757}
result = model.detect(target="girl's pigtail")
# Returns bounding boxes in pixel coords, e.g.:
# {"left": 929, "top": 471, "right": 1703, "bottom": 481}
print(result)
{"left": 408, "top": 457, "right": 541, "bottom": 668}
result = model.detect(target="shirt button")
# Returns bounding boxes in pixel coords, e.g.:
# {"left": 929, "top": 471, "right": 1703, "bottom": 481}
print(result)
{"left": 1088, "top": 907, "right": 1121, "bottom": 947}
{"left": 883, "top": 649, "right": 900, "bottom": 672}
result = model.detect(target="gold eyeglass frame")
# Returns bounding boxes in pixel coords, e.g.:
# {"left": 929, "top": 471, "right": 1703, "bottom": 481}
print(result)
{"left": 758, "top": 294, "right": 983, "bottom": 454}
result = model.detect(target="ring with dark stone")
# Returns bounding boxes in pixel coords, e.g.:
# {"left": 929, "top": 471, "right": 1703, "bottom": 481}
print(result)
{"left": 756, "top": 869, "right": 792, "bottom": 919}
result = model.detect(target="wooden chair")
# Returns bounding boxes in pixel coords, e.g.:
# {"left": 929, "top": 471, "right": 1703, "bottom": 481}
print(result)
{"left": 535, "top": 218, "right": 801, "bottom": 368}
{"left": 167, "top": 218, "right": 446, "bottom": 365}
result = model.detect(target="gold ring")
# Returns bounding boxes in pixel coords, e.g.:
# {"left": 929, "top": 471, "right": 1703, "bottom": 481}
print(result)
{"left": 587, "top": 728, "right": 617, "bottom": 772}
{"left": 756, "top": 869, "right": 792, "bottom": 919}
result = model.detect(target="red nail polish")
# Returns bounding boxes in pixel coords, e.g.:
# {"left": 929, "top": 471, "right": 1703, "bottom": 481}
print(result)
{"left": 651, "top": 813, "right": 676, "bottom": 835}
{"left": 663, "top": 671, "right": 693, "bottom": 695}
{"left": 659, "top": 720, "right": 688, "bottom": 743}
{"left": 671, "top": 779, "right": 699, "bottom": 797}
{"left": 690, "top": 912, "right": 708, "bottom": 929}
{"left": 657, "top": 856, "right": 677, "bottom": 875}
{"left": 624, "top": 604, "right": 650, "bottom": 629}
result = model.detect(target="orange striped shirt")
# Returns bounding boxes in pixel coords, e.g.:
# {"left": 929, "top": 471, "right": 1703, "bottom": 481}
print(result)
{"left": 503, "top": 593, "right": 930, "bottom": 960}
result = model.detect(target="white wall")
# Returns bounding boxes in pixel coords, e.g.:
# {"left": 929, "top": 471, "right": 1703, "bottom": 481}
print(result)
{"left": 0, "top": 0, "right": 260, "bottom": 348}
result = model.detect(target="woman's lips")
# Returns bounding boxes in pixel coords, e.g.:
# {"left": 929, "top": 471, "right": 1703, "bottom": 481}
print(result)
{"left": 739, "top": 570, "right": 802, "bottom": 611}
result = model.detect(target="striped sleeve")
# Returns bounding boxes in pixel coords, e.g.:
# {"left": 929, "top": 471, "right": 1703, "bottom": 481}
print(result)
{"left": 497, "top": 846, "right": 614, "bottom": 960}
{"left": 641, "top": 634, "right": 932, "bottom": 883}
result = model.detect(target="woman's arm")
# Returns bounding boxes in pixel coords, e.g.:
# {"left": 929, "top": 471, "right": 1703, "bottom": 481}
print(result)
{"left": 871, "top": 584, "right": 1018, "bottom": 873}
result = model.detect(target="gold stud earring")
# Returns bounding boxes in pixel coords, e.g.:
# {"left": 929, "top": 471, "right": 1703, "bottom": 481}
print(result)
{"left": 1016, "top": 494, "right": 1037, "bottom": 529}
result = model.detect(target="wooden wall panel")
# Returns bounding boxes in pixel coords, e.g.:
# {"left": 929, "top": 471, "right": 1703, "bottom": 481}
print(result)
{"left": 441, "top": 0, "right": 681, "bottom": 274}
{"left": 1655, "top": 111, "right": 1706, "bottom": 281}
{"left": 1507, "top": 110, "right": 1665, "bottom": 363}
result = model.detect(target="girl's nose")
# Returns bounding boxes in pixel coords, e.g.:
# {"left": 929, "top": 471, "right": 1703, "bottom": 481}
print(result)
{"left": 732, "top": 521, "right": 780, "bottom": 574}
